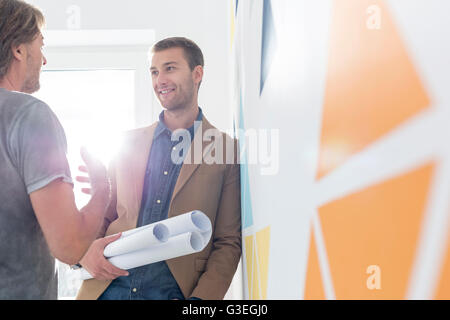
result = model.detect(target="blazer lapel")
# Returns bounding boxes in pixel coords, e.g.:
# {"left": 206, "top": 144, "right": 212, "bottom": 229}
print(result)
{"left": 130, "top": 124, "right": 157, "bottom": 216}
{"left": 170, "top": 116, "right": 215, "bottom": 207}
{"left": 106, "top": 123, "right": 157, "bottom": 235}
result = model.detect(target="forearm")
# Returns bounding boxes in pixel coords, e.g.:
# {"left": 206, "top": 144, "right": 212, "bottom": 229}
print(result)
{"left": 31, "top": 182, "right": 110, "bottom": 265}
{"left": 76, "top": 186, "right": 111, "bottom": 253}
{"left": 31, "top": 146, "right": 113, "bottom": 265}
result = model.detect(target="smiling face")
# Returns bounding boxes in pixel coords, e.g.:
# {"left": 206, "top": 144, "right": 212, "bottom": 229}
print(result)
{"left": 150, "top": 47, "right": 203, "bottom": 111}
{"left": 22, "top": 32, "right": 46, "bottom": 93}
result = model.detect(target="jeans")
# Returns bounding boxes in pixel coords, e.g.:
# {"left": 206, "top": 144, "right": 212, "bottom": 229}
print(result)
{"left": 97, "top": 261, "right": 185, "bottom": 300}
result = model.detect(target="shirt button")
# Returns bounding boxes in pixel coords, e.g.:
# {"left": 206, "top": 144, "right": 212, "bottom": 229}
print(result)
{"left": 172, "top": 146, "right": 177, "bottom": 151}
{"left": 164, "top": 171, "right": 168, "bottom": 175}
{"left": 132, "top": 288, "right": 137, "bottom": 293}
{"left": 156, "top": 199, "right": 161, "bottom": 204}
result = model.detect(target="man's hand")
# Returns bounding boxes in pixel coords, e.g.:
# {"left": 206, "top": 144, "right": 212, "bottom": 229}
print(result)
{"left": 76, "top": 165, "right": 92, "bottom": 195}
{"left": 77, "top": 147, "right": 110, "bottom": 196}
{"left": 80, "top": 233, "right": 129, "bottom": 281}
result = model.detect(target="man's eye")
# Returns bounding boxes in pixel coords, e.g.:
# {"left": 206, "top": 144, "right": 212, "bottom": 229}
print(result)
{"left": 151, "top": 71, "right": 158, "bottom": 76}
{"left": 167, "top": 66, "right": 174, "bottom": 71}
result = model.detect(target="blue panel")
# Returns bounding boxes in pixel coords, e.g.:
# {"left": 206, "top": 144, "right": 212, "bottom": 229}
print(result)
{"left": 260, "top": 0, "right": 277, "bottom": 95}
{"left": 238, "top": 93, "right": 254, "bottom": 229}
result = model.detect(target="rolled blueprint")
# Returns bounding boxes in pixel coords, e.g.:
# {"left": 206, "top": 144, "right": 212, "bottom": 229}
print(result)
{"left": 95, "top": 232, "right": 203, "bottom": 271}
{"left": 103, "top": 222, "right": 169, "bottom": 257}
{"left": 162, "top": 209, "right": 212, "bottom": 245}
{"left": 79, "top": 210, "right": 212, "bottom": 280}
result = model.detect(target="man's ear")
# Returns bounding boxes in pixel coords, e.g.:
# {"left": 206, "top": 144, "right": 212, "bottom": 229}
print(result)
{"left": 11, "top": 43, "right": 26, "bottom": 62}
{"left": 193, "top": 65, "right": 204, "bottom": 86}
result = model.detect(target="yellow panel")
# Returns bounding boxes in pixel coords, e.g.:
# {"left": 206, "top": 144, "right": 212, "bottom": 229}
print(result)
{"left": 244, "top": 235, "right": 254, "bottom": 298}
{"left": 251, "top": 237, "right": 261, "bottom": 299}
{"left": 256, "top": 226, "right": 271, "bottom": 299}
{"left": 316, "top": 0, "right": 430, "bottom": 179}
{"left": 304, "top": 227, "right": 326, "bottom": 300}
{"left": 319, "top": 163, "right": 435, "bottom": 299}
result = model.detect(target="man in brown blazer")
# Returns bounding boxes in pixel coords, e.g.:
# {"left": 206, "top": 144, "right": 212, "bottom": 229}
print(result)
{"left": 76, "top": 37, "right": 241, "bottom": 300}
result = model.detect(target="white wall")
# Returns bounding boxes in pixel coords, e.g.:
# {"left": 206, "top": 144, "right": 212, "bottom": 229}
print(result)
{"left": 234, "top": 0, "right": 450, "bottom": 300}
{"left": 28, "top": 0, "right": 232, "bottom": 132}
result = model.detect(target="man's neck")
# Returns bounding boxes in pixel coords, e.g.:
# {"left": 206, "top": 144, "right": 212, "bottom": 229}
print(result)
{"left": 163, "top": 104, "right": 200, "bottom": 132}
{"left": 0, "top": 72, "right": 22, "bottom": 92}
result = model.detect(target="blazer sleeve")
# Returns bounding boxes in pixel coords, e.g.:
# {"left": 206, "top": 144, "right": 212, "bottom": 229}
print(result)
{"left": 190, "top": 159, "right": 242, "bottom": 299}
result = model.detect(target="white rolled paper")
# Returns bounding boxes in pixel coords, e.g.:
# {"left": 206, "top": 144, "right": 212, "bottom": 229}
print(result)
{"left": 79, "top": 210, "right": 212, "bottom": 280}
{"left": 162, "top": 210, "right": 212, "bottom": 244}
{"left": 103, "top": 222, "right": 169, "bottom": 258}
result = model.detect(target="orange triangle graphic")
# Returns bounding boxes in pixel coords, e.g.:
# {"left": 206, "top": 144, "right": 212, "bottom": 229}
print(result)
{"left": 318, "top": 163, "right": 435, "bottom": 299}
{"left": 316, "top": 0, "right": 430, "bottom": 179}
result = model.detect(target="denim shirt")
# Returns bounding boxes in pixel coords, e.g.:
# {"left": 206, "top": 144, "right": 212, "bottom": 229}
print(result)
{"left": 98, "top": 108, "right": 203, "bottom": 300}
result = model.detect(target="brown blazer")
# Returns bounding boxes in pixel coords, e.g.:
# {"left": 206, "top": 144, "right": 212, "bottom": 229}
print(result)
{"left": 76, "top": 115, "right": 241, "bottom": 300}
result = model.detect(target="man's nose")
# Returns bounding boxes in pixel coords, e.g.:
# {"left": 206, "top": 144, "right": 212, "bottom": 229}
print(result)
{"left": 155, "top": 73, "right": 169, "bottom": 87}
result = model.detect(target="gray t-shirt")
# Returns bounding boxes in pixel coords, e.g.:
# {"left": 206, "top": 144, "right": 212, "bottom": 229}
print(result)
{"left": 0, "top": 88, "right": 73, "bottom": 299}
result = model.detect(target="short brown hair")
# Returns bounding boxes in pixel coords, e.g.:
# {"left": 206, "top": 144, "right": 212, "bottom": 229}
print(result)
{"left": 151, "top": 37, "right": 204, "bottom": 71}
{"left": 0, "top": 0, "right": 45, "bottom": 78}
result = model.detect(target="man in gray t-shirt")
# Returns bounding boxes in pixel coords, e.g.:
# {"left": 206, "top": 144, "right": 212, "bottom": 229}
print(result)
{"left": 0, "top": 0, "right": 125, "bottom": 299}
{"left": 0, "top": 89, "right": 72, "bottom": 299}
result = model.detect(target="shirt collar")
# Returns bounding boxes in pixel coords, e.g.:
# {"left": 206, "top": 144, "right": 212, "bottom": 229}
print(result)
{"left": 154, "top": 107, "right": 203, "bottom": 140}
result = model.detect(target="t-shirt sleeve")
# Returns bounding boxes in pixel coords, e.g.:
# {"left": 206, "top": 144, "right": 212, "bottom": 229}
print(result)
{"left": 7, "top": 100, "right": 73, "bottom": 194}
